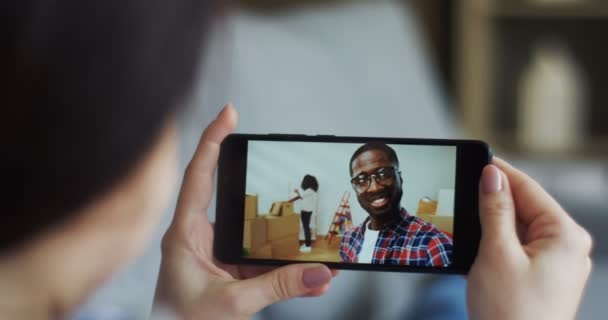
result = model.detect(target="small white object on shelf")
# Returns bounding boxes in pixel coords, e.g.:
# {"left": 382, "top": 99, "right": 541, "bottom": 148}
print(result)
{"left": 517, "top": 38, "right": 588, "bottom": 153}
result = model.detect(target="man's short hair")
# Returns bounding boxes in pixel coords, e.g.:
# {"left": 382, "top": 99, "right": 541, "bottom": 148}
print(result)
{"left": 349, "top": 142, "right": 399, "bottom": 176}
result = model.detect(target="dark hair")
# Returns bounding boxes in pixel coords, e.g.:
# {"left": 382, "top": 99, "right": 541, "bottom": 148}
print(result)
{"left": 349, "top": 142, "right": 399, "bottom": 176}
{"left": 1, "top": 0, "right": 217, "bottom": 252}
{"left": 301, "top": 175, "right": 319, "bottom": 192}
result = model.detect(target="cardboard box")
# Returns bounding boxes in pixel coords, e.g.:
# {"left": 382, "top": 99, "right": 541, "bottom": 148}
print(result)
{"left": 269, "top": 202, "right": 282, "bottom": 216}
{"left": 417, "top": 213, "right": 433, "bottom": 224}
{"left": 265, "top": 214, "right": 300, "bottom": 241}
{"left": 280, "top": 202, "right": 295, "bottom": 215}
{"left": 416, "top": 214, "right": 453, "bottom": 235}
{"left": 416, "top": 199, "right": 438, "bottom": 215}
{"left": 245, "top": 194, "right": 259, "bottom": 220}
{"left": 430, "top": 216, "right": 454, "bottom": 234}
{"left": 250, "top": 243, "right": 272, "bottom": 259}
{"left": 269, "top": 201, "right": 295, "bottom": 216}
{"left": 271, "top": 235, "right": 299, "bottom": 258}
{"left": 243, "top": 217, "right": 267, "bottom": 252}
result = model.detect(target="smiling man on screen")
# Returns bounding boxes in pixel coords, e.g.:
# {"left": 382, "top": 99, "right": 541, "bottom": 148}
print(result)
{"left": 340, "top": 142, "right": 452, "bottom": 266}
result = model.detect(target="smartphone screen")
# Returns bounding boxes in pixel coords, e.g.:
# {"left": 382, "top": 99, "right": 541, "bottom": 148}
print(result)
{"left": 214, "top": 134, "right": 491, "bottom": 274}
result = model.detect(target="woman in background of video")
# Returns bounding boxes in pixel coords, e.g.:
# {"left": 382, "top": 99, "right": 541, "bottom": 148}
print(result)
{"left": 291, "top": 175, "right": 319, "bottom": 253}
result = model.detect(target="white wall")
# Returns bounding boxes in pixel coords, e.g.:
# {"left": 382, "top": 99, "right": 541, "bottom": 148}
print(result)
{"left": 246, "top": 141, "right": 456, "bottom": 234}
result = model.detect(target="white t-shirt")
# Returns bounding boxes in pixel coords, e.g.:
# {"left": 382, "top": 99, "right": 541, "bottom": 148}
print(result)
{"left": 358, "top": 222, "right": 380, "bottom": 263}
{"left": 299, "top": 188, "right": 317, "bottom": 212}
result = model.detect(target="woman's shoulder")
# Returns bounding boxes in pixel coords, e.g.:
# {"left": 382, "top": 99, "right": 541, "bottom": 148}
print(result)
{"left": 302, "top": 188, "right": 315, "bottom": 193}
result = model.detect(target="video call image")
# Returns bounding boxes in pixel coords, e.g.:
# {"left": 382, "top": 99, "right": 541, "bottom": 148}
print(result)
{"left": 243, "top": 141, "right": 456, "bottom": 267}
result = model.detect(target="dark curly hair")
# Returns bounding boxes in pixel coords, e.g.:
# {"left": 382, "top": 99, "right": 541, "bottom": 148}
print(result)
{"left": 301, "top": 175, "right": 319, "bottom": 192}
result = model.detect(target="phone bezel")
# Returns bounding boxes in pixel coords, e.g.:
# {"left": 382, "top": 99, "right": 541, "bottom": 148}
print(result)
{"left": 214, "top": 134, "right": 491, "bottom": 274}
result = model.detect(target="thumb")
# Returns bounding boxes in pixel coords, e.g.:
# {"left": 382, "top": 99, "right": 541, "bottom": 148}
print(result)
{"left": 227, "top": 264, "right": 332, "bottom": 315}
{"left": 478, "top": 165, "right": 519, "bottom": 249}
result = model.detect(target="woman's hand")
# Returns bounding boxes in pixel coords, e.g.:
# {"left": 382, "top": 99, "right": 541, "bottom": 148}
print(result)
{"left": 153, "top": 104, "right": 336, "bottom": 319}
{"left": 468, "top": 158, "right": 593, "bottom": 320}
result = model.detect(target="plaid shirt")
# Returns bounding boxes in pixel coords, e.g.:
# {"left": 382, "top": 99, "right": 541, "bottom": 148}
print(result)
{"left": 340, "top": 208, "right": 453, "bottom": 266}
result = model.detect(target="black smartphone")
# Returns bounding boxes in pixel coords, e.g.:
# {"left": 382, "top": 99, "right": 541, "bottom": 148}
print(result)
{"left": 214, "top": 134, "right": 491, "bottom": 274}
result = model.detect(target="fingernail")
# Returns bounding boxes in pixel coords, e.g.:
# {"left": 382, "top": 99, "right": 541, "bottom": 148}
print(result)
{"left": 216, "top": 103, "right": 231, "bottom": 119}
{"left": 302, "top": 266, "right": 331, "bottom": 289}
{"left": 482, "top": 165, "right": 502, "bottom": 194}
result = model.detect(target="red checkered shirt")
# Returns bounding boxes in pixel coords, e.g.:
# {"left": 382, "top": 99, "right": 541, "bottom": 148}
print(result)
{"left": 340, "top": 208, "right": 453, "bottom": 266}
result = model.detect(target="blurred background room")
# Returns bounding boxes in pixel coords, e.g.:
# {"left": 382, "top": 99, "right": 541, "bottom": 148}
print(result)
{"left": 76, "top": 0, "right": 607, "bottom": 319}
{"left": 454, "top": 1, "right": 608, "bottom": 318}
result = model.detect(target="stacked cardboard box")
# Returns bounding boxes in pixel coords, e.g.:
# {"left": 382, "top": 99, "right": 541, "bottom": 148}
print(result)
{"left": 417, "top": 213, "right": 454, "bottom": 235}
{"left": 269, "top": 201, "right": 295, "bottom": 216}
{"left": 243, "top": 217, "right": 267, "bottom": 251}
{"left": 416, "top": 198, "right": 453, "bottom": 236}
{"left": 280, "top": 202, "right": 294, "bottom": 215}
{"left": 250, "top": 242, "right": 272, "bottom": 259}
{"left": 245, "top": 194, "right": 258, "bottom": 220}
{"left": 243, "top": 196, "right": 300, "bottom": 259}
{"left": 265, "top": 214, "right": 299, "bottom": 241}
{"left": 265, "top": 213, "right": 300, "bottom": 258}
{"left": 243, "top": 194, "right": 271, "bottom": 258}
{"left": 416, "top": 199, "right": 438, "bottom": 215}
{"left": 270, "top": 234, "right": 299, "bottom": 257}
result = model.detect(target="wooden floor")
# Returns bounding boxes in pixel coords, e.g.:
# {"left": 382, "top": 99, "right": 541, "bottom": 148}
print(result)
{"left": 290, "top": 238, "right": 342, "bottom": 262}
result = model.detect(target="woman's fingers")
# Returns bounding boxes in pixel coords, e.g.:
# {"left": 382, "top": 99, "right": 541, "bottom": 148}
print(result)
{"left": 224, "top": 264, "right": 333, "bottom": 316}
{"left": 173, "top": 104, "right": 238, "bottom": 228}
{"left": 478, "top": 165, "right": 523, "bottom": 258}
{"left": 491, "top": 158, "right": 592, "bottom": 254}
{"left": 238, "top": 265, "right": 341, "bottom": 280}
{"left": 238, "top": 265, "right": 276, "bottom": 279}
{"left": 492, "top": 157, "right": 567, "bottom": 226}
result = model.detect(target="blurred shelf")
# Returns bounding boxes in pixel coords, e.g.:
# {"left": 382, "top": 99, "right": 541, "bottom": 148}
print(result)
{"left": 457, "top": 0, "right": 608, "bottom": 168}
{"left": 490, "top": 134, "right": 608, "bottom": 162}
{"left": 493, "top": 2, "right": 608, "bottom": 19}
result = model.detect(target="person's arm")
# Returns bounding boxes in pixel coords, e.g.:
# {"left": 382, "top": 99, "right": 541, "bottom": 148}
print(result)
{"left": 152, "top": 105, "right": 337, "bottom": 319}
{"left": 287, "top": 189, "right": 301, "bottom": 203}
{"left": 467, "top": 159, "right": 592, "bottom": 320}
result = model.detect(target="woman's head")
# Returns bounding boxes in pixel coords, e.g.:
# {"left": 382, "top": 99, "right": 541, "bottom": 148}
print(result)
{"left": 301, "top": 175, "right": 319, "bottom": 192}
{"left": 2, "top": 0, "right": 216, "bottom": 255}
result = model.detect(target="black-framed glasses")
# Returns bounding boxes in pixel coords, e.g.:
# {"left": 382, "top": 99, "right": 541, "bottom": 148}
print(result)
{"left": 351, "top": 166, "right": 399, "bottom": 193}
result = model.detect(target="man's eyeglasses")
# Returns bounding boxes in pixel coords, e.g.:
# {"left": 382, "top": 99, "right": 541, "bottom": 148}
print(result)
{"left": 351, "top": 166, "right": 399, "bottom": 193}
